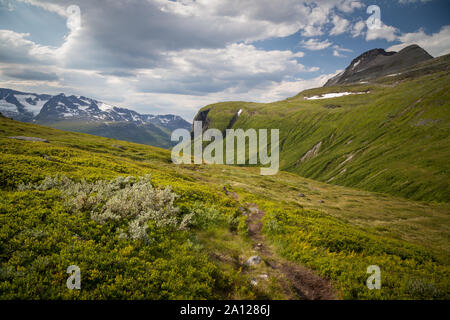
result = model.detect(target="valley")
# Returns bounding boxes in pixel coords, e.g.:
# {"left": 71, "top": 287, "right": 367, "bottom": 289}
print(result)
{"left": 1, "top": 45, "right": 449, "bottom": 300}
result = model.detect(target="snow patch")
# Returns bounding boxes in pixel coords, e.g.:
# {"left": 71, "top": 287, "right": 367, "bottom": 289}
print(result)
{"left": 304, "top": 91, "right": 368, "bottom": 100}
{"left": 15, "top": 95, "right": 49, "bottom": 115}
{"left": 77, "top": 105, "right": 90, "bottom": 111}
{"left": 0, "top": 99, "right": 18, "bottom": 112}
{"left": 352, "top": 59, "right": 361, "bottom": 70}
{"left": 98, "top": 102, "right": 114, "bottom": 112}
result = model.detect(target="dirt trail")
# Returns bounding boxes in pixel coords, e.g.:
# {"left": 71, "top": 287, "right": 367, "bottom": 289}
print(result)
{"left": 245, "top": 203, "right": 337, "bottom": 300}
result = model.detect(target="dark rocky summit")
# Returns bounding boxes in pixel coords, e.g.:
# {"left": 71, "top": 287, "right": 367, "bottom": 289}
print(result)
{"left": 324, "top": 44, "right": 433, "bottom": 86}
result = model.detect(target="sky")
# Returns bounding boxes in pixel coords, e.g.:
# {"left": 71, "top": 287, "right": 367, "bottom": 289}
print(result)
{"left": 0, "top": 0, "right": 449, "bottom": 121}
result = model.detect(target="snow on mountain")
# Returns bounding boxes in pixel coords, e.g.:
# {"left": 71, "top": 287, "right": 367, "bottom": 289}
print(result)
{"left": 0, "top": 89, "right": 52, "bottom": 121}
{"left": 0, "top": 88, "right": 190, "bottom": 132}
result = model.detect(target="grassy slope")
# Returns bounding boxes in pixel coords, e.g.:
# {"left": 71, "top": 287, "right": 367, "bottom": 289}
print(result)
{"left": 0, "top": 117, "right": 448, "bottom": 299}
{"left": 196, "top": 54, "right": 450, "bottom": 203}
{"left": 37, "top": 120, "right": 173, "bottom": 149}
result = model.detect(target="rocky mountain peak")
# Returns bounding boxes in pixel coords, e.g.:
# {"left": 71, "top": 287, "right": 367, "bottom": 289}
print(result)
{"left": 324, "top": 44, "right": 433, "bottom": 87}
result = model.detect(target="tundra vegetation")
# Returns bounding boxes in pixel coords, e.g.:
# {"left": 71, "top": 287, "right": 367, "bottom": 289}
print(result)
{"left": 0, "top": 113, "right": 448, "bottom": 299}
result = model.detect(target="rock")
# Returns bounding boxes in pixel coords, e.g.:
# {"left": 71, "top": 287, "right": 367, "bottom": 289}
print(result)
{"left": 318, "top": 200, "right": 325, "bottom": 203}
{"left": 245, "top": 255, "right": 261, "bottom": 266}
{"left": 8, "top": 136, "right": 49, "bottom": 143}
{"left": 324, "top": 45, "right": 433, "bottom": 86}
{"left": 112, "top": 144, "right": 126, "bottom": 150}
{"left": 298, "top": 141, "right": 322, "bottom": 164}
{"left": 43, "top": 154, "right": 62, "bottom": 163}
{"left": 323, "top": 104, "right": 341, "bottom": 109}
{"left": 258, "top": 274, "right": 269, "bottom": 280}
{"left": 250, "top": 278, "right": 258, "bottom": 286}
{"left": 298, "top": 193, "right": 305, "bottom": 197}
{"left": 248, "top": 206, "right": 259, "bottom": 214}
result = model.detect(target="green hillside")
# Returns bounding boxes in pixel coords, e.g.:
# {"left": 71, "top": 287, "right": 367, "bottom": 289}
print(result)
{"left": 0, "top": 115, "right": 448, "bottom": 299}
{"left": 37, "top": 120, "right": 173, "bottom": 149}
{"left": 195, "top": 54, "right": 450, "bottom": 203}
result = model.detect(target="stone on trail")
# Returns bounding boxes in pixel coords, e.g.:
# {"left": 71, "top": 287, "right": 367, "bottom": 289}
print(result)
{"left": 245, "top": 255, "right": 262, "bottom": 266}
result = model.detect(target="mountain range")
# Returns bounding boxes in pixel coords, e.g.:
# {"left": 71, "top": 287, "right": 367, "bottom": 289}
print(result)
{"left": 0, "top": 89, "right": 191, "bottom": 148}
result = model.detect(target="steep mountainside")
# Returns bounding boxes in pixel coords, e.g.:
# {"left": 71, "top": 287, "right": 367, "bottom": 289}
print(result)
{"left": 193, "top": 51, "right": 450, "bottom": 202}
{"left": 324, "top": 45, "right": 433, "bottom": 86}
{"left": 0, "top": 89, "right": 191, "bottom": 148}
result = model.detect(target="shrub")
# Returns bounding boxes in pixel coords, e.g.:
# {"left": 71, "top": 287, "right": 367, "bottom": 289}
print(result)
{"left": 19, "top": 175, "right": 192, "bottom": 241}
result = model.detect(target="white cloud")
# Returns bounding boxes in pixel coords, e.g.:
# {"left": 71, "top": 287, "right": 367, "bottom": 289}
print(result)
{"left": 301, "top": 38, "right": 332, "bottom": 50}
{"left": 0, "top": 30, "right": 56, "bottom": 64}
{"left": 351, "top": 20, "right": 366, "bottom": 38}
{"left": 135, "top": 43, "right": 319, "bottom": 95}
{"left": 365, "top": 22, "right": 399, "bottom": 42}
{"left": 387, "top": 25, "right": 450, "bottom": 57}
{"left": 332, "top": 45, "right": 352, "bottom": 57}
{"left": 330, "top": 15, "right": 351, "bottom": 36}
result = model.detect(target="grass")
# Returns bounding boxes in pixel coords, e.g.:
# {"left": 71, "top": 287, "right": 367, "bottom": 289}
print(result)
{"left": 0, "top": 113, "right": 449, "bottom": 299}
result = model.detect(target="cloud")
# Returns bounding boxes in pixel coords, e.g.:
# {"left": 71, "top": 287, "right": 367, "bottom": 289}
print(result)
{"left": 0, "top": 29, "right": 56, "bottom": 64}
{"left": 2, "top": 68, "right": 59, "bottom": 81}
{"left": 387, "top": 25, "right": 450, "bottom": 57}
{"left": 135, "top": 43, "right": 319, "bottom": 96}
{"left": 365, "top": 22, "right": 399, "bottom": 42}
{"left": 332, "top": 45, "right": 352, "bottom": 57}
{"left": 351, "top": 20, "right": 366, "bottom": 38}
{"left": 301, "top": 38, "right": 332, "bottom": 50}
{"left": 330, "top": 14, "right": 351, "bottom": 36}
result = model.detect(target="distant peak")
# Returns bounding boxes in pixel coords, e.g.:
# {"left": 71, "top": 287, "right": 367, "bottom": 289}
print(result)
{"left": 324, "top": 44, "right": 433, "bottom": 87}
{"left": 398, "top": 44, "right": 433, "bottom": 58}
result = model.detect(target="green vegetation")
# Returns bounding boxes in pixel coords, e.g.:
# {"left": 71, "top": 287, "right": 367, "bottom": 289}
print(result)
{"left": 196, "top": 54, "right": 450, "bottom": 202}
{"left": 38, "top": 120, "right": 173, "bottom": 149}
{"left": 0, "top": 114, "right": 448, "bottom": 299}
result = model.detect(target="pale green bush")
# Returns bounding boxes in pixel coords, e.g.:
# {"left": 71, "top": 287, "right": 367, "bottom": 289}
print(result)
{"left": 20, "top": 175, "right": 192, "bottom": 241}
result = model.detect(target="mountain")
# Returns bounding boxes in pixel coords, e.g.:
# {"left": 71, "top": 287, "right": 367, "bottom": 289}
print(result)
{"left": 0, "top": 88, "right": 191, "bottom": 148}
{"left": 193, "top": 48, "right": 450, "bottom": 203}
{"left": 324, "top": 44, "right": 433, "bottom": 86}
{"left": 0, "top": 88, "right": 52, "bottom": 122}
